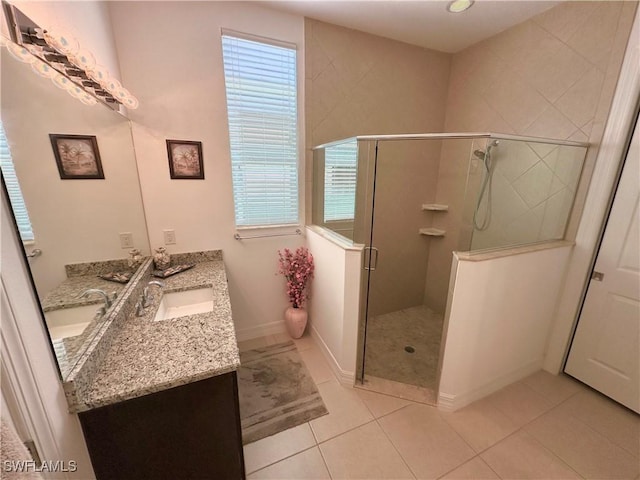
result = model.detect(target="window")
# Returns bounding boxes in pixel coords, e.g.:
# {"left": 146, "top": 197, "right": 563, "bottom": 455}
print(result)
{"left": 323, "top": 140, "right": 358, "bottom": 222}
{"left": 222, "top": 32, "right": 299, "bottom": 227}
{"left": 0, "top": 122, "right": 34, "bottom": 242}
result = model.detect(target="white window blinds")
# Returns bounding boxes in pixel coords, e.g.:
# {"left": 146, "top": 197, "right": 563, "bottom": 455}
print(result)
{"left": 0, "top": 123, "right": 34, "bottom": 242}
{"left": 222, "top": 33, "right": 299, "bottom": 227}
{"left": 323, "top": 140, "right": 358, "bottom": 222}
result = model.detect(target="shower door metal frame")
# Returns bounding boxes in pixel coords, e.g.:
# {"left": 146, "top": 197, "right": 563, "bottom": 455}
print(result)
{"left": 355, "top": 140, "right": 379, "bottom": 385}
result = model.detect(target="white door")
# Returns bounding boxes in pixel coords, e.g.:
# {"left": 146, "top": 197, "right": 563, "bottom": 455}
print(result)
{"left": 565, "top": 115, "right": 640, "bottom": 413}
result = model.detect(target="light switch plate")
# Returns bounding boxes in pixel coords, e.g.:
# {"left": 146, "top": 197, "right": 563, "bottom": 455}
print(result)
{"left": 119, "top": 232, "right": 134, "bottom": 249}
{"left": 163, "top": 229, "right": 176, "bottom": 245}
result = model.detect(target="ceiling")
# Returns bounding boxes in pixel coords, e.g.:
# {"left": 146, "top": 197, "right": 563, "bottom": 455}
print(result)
{"left": 260, "top": 1, "right": 561, "bottom": 53}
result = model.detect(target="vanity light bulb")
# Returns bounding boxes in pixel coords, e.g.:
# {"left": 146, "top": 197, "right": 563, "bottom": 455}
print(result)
{"left": 51, "top": 72, "right": 72, "bottom": 90}
{"left": 79, "top": 92, "right": 98, "bottom": 106}
{"left": 43, "top": 29, "right": 78, "bottom": 56}
{"left": 31, "top": 58, "right": 57, "bottom": 79}
{"left": 67, "top": 85, "right": 84, "bottom": 98}
{"left": 69, "top": 48, "right": 96, "bottom": 71}
{"left": 7, "top": 42, "right": 36, "bottom": 64}
{"left": 122, "top": 95, "right": 139, "bottom": 110}
{"left": 87, "top": 64, "right": 110, "bottom": 84}
{"left": 113, "top": 85, "right": 131, "bottom": 101}
{"left": 103, "top": 77, "right": 122, "bottom": 96}
{"left": 24, "top": 43, "right": 42, "bottom": 56}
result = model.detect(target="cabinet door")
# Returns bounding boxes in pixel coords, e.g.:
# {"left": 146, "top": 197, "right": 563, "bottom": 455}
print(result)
{"left": 79, "top": 372, "right": 245, "bottom": 479}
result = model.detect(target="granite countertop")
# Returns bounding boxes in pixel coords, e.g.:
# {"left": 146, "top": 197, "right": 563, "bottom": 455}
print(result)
{"left": 41, "top": 276, "right": 128, "bottom": 312}
{"left": 73, "top": 260, "right": 240, "bottom": 412}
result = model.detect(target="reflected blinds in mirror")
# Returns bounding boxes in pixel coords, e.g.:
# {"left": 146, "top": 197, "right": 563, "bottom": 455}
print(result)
{"left": 0, "top": 123, "right": 34, "bottom": 242}
{"left": 324, "top": 140, "right": 358, "bottom": 222}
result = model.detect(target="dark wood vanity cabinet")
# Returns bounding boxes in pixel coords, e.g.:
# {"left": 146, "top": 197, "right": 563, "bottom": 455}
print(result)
{"left": 78, "top": 371, "right": 245, "bottom": 480}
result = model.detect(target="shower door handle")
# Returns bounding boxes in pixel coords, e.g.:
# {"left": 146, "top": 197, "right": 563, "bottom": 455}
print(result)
{"left": 363, "top": 247, "right": 379, "bottom": 271}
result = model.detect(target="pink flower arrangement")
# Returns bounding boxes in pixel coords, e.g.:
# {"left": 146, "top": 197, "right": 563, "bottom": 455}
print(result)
{"left": 277, "top": 247, "right": 315, "bottom": 308}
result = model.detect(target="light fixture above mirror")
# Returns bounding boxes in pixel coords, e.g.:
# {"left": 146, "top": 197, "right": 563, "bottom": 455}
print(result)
{"left": 2, "top": 1, "right": 139, "bottom": 110}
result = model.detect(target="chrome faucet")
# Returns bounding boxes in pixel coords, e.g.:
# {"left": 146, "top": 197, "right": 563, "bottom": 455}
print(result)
{"left": 142, "top": 280, "right": 164, "bottom": 308}
{"left": 78, "top": 288, "right": 114, "bottom": 308}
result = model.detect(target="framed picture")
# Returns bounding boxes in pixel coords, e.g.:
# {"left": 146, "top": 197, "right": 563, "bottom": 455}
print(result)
{"left": 49, "top": 134, "right": 104, "bottom": 180}
{"left": 166, "top": 140, "right": 204, "bottom": 179}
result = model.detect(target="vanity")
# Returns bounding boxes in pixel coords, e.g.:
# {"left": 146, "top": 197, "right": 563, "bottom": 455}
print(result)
{"left": 64, "top": 251, "right": 245, "bottom": 479}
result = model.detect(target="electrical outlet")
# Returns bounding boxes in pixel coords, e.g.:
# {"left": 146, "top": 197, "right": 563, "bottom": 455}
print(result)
{"left": 119, "top": 232, "right": 134, "bottom": 249}
{"left": 163, "top": 229, "right": 176, "bottom": 245}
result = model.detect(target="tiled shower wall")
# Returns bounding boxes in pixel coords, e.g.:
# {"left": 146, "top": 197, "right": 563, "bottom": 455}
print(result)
{"left": 424, "top": 1, "right": 637, "bottom": 313}
{"left": 305, "top": 19, "right": 450, "bottom": 316}
{"left": 467, "top": 141, "right": 587, "bottom": 251}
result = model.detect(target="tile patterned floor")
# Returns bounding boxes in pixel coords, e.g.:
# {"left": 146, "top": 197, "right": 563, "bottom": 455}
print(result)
{"left": 364, "top": 305, "right": 444, "bottom": 389}
{"left": 241, "top": 334, "right": 640, "bottom": 480}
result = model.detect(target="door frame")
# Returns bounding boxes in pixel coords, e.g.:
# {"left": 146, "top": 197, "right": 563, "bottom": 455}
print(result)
{"left": 1, "top": 280, "right": 59, "bottom": 468}
{"left": 544, "top": 9, "right": 640, "bottom": 374}
{"left": 1, "top": 192, "right": 94, "bottom": 478}
{"left": 0, "top": 206, "right": 63, "bottom": 475}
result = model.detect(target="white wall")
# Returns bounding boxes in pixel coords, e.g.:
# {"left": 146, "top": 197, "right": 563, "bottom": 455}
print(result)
{"left": 306, "top": 227, "right": 361, "bottom": 382}
{"left": 438, "top": 244, "right": 573, "bottom": 411}
{"left": 2, "top": 51, "right": 149, "bottom": 296}
{"left": 109, "top": 2, "right": 306, "bottom": 335}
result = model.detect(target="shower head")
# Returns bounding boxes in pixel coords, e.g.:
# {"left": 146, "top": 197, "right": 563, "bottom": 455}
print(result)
{"left": 473, "top": 149, "right": 486, "bottom": 160}
{"left": 473, "top": 140, "right": 500, "bottom": 160}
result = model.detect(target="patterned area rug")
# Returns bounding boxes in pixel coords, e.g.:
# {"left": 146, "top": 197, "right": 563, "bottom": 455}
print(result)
{"left": 238, "top": 341, "right": 328, "bottom": 445}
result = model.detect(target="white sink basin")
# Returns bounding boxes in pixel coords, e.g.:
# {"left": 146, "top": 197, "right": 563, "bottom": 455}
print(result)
{"left": 153, "top": 288, "right": 214, "bottom": 321}
{"left": 45, "top": 304, "right": 100, "bottom": 340}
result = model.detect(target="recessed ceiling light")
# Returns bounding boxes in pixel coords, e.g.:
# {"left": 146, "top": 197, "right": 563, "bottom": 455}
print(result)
{"left": 447, "top": 0, "right": 474, "bottom": 13}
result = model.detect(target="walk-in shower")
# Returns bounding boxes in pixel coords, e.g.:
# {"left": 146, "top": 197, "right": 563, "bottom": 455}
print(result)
{"left": 312, "top": 133, "right": 588, "bottom": 402}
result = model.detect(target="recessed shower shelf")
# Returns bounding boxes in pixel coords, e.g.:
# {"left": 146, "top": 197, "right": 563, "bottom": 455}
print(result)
{"left": 419, "top": 228, "right": 446, "bottom": 237}
{"left": 422, "top": 204, "right": 449, "bottom": 211}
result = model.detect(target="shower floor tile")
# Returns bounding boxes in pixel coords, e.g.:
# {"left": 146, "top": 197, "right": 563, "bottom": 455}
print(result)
{"left": 364, "top": 304, "right": 444, "bottom": 390}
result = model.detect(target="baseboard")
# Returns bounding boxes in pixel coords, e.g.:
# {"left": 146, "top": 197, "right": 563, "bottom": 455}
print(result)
{"left": 234, "top": 321, "right": 287, "bottom": 342}
{"left": 437, "top": 359, "right": 543, "bottom": 412}
{"left": 310, "top": 326, "right": 355, "bottom": 386}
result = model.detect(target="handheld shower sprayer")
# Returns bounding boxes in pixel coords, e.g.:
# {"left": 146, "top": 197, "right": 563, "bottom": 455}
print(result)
{"left": 472, "top": 139, "right": 500, "bottom": 231}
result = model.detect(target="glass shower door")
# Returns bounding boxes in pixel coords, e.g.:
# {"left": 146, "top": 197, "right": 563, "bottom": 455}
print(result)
{"left": 358, "top": 138, "right": 446, "bottom": 395}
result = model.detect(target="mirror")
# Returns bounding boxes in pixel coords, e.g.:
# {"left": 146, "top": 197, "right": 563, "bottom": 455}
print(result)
{"left": 1, "top": 47, "right": 150, "bottom": 378}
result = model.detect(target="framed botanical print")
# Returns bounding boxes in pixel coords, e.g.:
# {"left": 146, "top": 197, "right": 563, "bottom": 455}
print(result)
{"left": 49, "top": 134, "right": 104, "bottom": 179}
{"left": 166, "top": 140, "right": 204, "bottom": 179}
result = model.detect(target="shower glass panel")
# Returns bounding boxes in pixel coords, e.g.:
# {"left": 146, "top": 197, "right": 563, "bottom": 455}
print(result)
{"left": 463, "top": 139, "right": 588, "bottom": 251}
{"left": 312, "top": 138, "right": 359, "bottom": 241}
